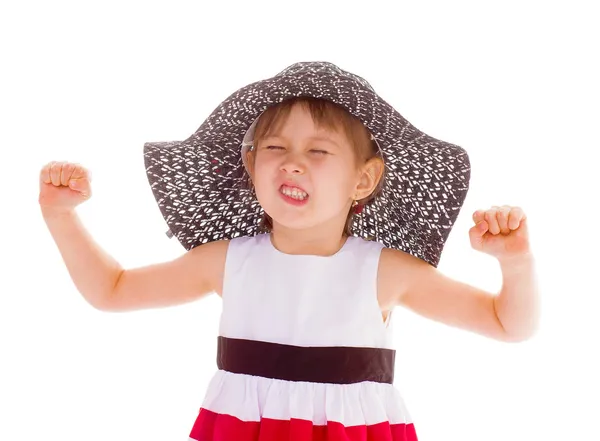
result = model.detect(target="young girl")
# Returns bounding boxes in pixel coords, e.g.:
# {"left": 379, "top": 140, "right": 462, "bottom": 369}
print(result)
{"left": 39, "top": 62, "right": 539, "bottom": 441}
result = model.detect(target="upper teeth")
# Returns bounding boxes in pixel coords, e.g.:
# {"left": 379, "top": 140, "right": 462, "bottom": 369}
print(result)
{"left": 281, "top": 186, "right": 308, "bottom": 200}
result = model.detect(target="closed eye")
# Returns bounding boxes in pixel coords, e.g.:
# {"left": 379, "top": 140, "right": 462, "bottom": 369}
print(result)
{"left": 310, "top": 149, "right": 329, "bottom": 155}
{"left": 265, "top": 145, "right": 285, "bottom": 150}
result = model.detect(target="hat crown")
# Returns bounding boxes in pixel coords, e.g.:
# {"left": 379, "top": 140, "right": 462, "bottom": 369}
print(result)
{"left": 275, "top": 61, "right": 376, "bottom": 94}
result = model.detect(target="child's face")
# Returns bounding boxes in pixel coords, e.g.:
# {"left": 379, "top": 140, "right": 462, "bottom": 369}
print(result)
{"left": 247, "top": 103, "right": 369, "bottom": 232}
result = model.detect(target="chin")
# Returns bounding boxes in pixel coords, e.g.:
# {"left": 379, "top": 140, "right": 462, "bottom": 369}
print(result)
{"left": 266, "top": 208, "right": 343, "bottom": 233}
{"left": 266, "top": 210, "right": 312, "bottom": 230}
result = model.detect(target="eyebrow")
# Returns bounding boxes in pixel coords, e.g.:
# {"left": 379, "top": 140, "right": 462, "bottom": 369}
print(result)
{"left": 308, "top": 136, "right": 340, "bottom": 147}
{"left": 262, "top": 134, "right": 340, "bottom": 148}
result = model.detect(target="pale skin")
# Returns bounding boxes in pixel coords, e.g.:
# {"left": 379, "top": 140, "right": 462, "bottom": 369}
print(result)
{"left": 39, "top": 104, "right": 539, "bottom": 343}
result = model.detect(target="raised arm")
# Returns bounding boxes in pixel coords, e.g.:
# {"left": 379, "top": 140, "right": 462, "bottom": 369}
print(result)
{"left": 39, "top": 161, "right": 227, "bottom": 312}
{"left": 378, "top": 248, "right": 511, "bottom": 341}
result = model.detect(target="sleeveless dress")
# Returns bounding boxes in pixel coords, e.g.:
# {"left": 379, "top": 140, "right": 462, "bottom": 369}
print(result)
{"left": 188, "top": 233, "right": 418, "bottom": 441}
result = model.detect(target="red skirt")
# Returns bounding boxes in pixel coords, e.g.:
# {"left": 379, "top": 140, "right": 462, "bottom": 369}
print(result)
{"left": 190, "top": 408, "right": 417, "bottom": 441}
{"left": 188, "top": 370, "right": 418, "bottom": 441}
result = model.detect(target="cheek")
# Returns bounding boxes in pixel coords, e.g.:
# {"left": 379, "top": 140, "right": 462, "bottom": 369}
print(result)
{"left": 251, "top": 156, "right": 279, "bottom": 195}
{"left": 252, "top": 155, "right": 272, "bottom": 178}
{"left": 324, "top": 156, "right": 357, "bottom": 179}
{"left": 314, "top": 162, "right": 357, "bottom": 195}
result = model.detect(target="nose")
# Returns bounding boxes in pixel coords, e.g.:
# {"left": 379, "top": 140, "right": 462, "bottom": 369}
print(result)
{"left": 280, "top": 151, "right": 305, "bottom": 174}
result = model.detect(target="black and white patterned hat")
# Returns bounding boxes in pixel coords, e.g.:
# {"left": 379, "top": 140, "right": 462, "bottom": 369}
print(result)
{"left": 143, "top": 61, "right": 470, "bottom": 267}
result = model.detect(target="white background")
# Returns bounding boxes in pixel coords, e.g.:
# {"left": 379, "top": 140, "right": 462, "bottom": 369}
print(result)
{"left": 2, "top": 1, "right": 599, "bottom": 440}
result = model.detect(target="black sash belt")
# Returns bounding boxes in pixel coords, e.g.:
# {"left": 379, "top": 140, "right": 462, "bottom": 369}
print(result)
{"left": 217, "top": 336, "right": 395, "bottom": 384}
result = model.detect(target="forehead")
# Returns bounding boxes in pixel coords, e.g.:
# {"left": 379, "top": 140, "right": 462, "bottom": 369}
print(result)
{"left": 260, "top": 104, "right": 348, "bottom": 142}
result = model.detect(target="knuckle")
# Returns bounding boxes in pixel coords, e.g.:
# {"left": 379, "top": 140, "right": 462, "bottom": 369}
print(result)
{"left": 73, "top": 164, "right": 86, "bottom": 174}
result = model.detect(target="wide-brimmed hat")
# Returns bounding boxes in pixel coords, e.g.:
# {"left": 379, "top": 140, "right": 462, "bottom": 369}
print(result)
{"left": 143, "top": 61, "right": 470, "bottom": 267}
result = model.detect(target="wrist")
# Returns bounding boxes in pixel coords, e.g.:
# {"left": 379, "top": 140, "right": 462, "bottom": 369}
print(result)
{"left": 40, "top": 205, "right": 76, "bottom": 220}
{"left": 497, "top": 252, "right": 535, "bottom": 270}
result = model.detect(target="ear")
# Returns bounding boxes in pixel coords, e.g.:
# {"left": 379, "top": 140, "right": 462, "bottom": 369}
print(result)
{"left": 244, "top": 148, "right": 256, "bottom": 181}
{"left": 355, "top": 156, "right": 385, "bottom": 201}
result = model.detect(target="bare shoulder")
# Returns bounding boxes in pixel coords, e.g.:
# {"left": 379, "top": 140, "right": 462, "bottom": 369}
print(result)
{"left": 378, "top": 247, "right": 427, "bottom": 309}
{"left": 182, "top": 239, "right": 230, "bottom": 296}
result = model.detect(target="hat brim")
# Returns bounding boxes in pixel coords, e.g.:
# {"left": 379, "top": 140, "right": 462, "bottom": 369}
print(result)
{"left": 143, "top": 62, "right": 470, "bottom": 267}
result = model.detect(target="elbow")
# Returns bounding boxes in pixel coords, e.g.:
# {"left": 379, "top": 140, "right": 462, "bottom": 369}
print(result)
{"left": 500, "top": 332, "right": 532, "bottom": 343}
{"left": 494, "top": 316, "right": 539, "bottom": 343}
{"left": 87, "top": 293, "right": 116, "bottom": 312}
{"left": 492, "top": 296, "right": 540, "bottom": 343}
{"left": 499, "top": 325, "right": 539, "bottom": 343}
{"left": 89, "top": 296, "right": 115, "bottom": 312}
{"left": 88, "top": 269, "right": 126, "bottom": 312}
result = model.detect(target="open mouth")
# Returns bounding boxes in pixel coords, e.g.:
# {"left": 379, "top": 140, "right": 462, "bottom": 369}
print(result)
{"left": 279, "top": 184, "right": 309, "bottom": 204}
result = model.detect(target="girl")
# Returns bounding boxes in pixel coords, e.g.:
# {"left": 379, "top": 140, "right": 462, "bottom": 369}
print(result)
{"left": 39, "top": 61, "right": 539, "bottom": 440}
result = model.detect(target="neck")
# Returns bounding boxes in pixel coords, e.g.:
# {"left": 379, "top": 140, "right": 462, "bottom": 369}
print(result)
{"left": 269, "top": 220, "right": 348, "bottom": 256}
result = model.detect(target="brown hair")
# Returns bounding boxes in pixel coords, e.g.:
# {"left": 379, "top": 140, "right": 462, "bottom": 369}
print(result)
{"left": 248, "top": 97, "right": 384, "bottom": 235}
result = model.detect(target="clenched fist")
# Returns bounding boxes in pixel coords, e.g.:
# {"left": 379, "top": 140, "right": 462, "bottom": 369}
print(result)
{"left": 39, "top": 161, "right": 92, "bottom": 213}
